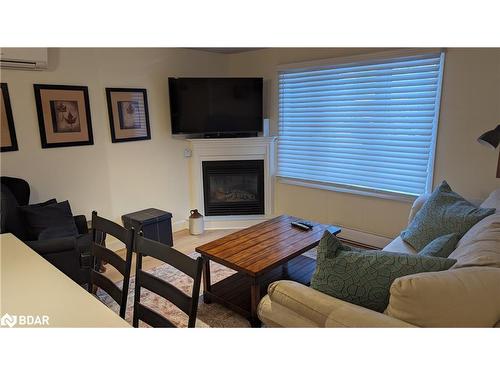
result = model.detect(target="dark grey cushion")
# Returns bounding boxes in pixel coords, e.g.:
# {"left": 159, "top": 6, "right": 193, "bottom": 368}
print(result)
{"left": 27, "top": 198, "right": 57, "bottom": 208}
{"left": 19, "top": 200, "right": 78, "bottom": 240}
{"left": 25, "top": 236, "right": 77, "bottom": 255}
{"left": 38, "top": 225, "right": 80, "bottom": 240}
{"left": 1, "top": 185, "right": 27, "bottom": 239}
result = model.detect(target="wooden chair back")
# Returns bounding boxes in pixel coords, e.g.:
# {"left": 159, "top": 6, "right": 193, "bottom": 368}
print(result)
{"left": 88, "top": 211, "right": 134, "bottom": 318}
{"left": 133, "top": 233, "right": 203, "bottom": 328}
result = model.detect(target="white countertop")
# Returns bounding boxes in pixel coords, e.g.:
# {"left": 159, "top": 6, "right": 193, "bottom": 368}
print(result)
{"left": 0, "top": 233, "right": 130, "bottom": 328}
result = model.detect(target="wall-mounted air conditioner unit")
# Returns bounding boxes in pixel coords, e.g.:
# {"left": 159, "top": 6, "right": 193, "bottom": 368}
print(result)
{"left": 0, "top": 48, "right": 48, "bottom": 70}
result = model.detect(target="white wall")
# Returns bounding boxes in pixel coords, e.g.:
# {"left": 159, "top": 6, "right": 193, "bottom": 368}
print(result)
{"left": 2, "top": 48, "right": 499, "bottom": 238}
{"left": 433, "top": 49, "right": 500, "bottom": 199}
{"left": 0, "top": 48, "right": 228, "bottom": 228}
{"left": 227, "top": 48, "right": 500, "bottom": 237}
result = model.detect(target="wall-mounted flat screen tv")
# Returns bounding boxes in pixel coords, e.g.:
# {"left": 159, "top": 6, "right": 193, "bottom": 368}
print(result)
{"left": 168, "top": 77, "right": 263, "bottom": 136}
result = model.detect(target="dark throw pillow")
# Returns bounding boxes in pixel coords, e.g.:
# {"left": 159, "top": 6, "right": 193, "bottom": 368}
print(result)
{"left": 27, "top": 198, "right": 57, "bottom": 208}
{"left": 19, "top": 200, "right": 78, "bottom": 240}
{"left": 310, "top": 231, "right": 457, "bottom": 312}
{"left": 419, "top": 233, "right": 460, "bottom": 258}
{"left": 1, "top": 186, "right": 29, "bottom": 239}
{"left": 401, "top": 181, "right": 495, "bottom": 251}
{"left": 38, "top": 225, "right": 80, "bottom": 240}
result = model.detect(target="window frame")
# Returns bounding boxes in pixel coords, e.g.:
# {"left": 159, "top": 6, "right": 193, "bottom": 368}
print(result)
{"left": 276, "top": 48, "right": 446, "bottom": 202}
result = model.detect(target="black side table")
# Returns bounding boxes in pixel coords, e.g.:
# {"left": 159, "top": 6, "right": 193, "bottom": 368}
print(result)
{"left": 122, "top": 208, "right": 173, "bottom": 246}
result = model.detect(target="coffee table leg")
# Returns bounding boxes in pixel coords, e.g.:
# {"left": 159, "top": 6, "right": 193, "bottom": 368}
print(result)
{"left": 282, "top": 262, "right": 289, "bottom": 278}
{"left": 250, "top": 279, "right": 261, "bottom": 327}
{"left": 202, "top": 256, "right": 212, "bottom": 304}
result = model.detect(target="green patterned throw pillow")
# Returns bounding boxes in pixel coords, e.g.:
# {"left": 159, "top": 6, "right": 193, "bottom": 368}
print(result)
{"left": 310, "top": 231, "right": 457, "bottom": 312}
{"left": 401, "top": 181, "right": 495, "bottom": 251}
{"left": 419, "top": 233, "right": 460, "bottom": 258}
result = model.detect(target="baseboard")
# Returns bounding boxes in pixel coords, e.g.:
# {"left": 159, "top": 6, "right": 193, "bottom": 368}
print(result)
{"left": 106, "top": 218, "right": 393, "bottom": 251}
{"left": 105, "top": 236, "right": 126, "bottom": 252}
{"left": 203, "top": 216, "right": 270, "bottom": 230}
{"left": 172, "top": 219, "right": 188, "bottom": 232}
{"left": 106, "top": 220, "right": 188, "bottom": 251}
{"left": 182, "top": 216, "right": 393, "bottom": 249}
{"left": 336, "top": 227, "right": 392, "bottom": 249}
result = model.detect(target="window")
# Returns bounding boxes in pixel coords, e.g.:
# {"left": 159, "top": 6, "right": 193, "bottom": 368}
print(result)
{"left": 278, "top": 51, "right": 445, "bottom": 198}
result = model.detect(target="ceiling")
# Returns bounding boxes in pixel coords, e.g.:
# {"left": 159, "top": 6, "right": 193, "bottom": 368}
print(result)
{"left": 189, "top": 48, "right": 264, "bottom": 54}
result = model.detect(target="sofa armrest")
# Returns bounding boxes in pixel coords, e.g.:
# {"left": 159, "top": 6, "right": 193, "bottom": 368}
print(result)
{"left": 258, "top": 295, "right": 321, "bottom": 327}
{"left": 74, "top": 215, "right": 89, "bottom": 235}
{"left": 408, "top": 193, "right": 430, "bottom": 225}
{"left": 260, "top": 280, "right": 414, "bottom": 327}
{"left": 324, "top": 301, "right": 415, "bottom": 328}
{"left": 386, "top": 267, "right": 500, "bottom": 327}
{"left": 25, "top": 237, "right": 77, "bottom": 255}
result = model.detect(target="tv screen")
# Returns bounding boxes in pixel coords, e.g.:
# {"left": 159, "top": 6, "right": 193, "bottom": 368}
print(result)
{"left": 168, "top": 77, "right": 263, "bottom": 135}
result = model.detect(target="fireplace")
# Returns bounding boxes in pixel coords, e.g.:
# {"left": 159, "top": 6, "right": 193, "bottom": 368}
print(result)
{"left": 202, "top": 160, "right": 265, "bottom": 216}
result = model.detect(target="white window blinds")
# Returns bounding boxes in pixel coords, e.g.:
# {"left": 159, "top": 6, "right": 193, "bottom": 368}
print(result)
{"left": 278, "top": 51, "right": 445, "bottom": 197}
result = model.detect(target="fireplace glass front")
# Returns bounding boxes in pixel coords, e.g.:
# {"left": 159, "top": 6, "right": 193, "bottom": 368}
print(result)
{"left": 202, "top": 160, "right": 264, "bottom": 216}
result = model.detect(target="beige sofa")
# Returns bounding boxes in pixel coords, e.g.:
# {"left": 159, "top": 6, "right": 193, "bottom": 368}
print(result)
{"left": 257, "top": 189, "right": 500, "bottom": 328}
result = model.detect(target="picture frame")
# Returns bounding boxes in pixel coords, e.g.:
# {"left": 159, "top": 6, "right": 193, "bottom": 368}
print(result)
{"left": 1, "top": 83, "right": 19, "bottom": 152}
{"left": 105, "top": 88, "right": 151, "bottom": 143}
{"left": 497, "top": 150, "right": 500, "bottom": 178}
{"left": 34, "top": 84, "right": 94, "bottom": 148}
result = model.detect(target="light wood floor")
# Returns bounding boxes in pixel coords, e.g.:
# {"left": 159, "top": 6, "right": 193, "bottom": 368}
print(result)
{"left": 103, "top": 228, "right": 237, "bottom": 283}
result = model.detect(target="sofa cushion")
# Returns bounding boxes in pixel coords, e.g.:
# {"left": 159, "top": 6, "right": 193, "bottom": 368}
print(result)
{"left": 310, "top": 231, "right": 456, "bottom": 312}
{"left": 407, "top": 193, "right": 430, "bottom": 225}
{"left": 38, "top": 225, "right": 80, "bottom": 240}
{"left": 448, "top": 213, "right": 500, "bottom": 268}
{"left": 400, "top": 181, "right": 495, "bottom": 251}
{"left": 1, "top": 185, "right": 28, "bottom": 239}
{"left": 480, "top": 188, "right": 500, "bottom": 212}
{"left": 19, "top": 200, "right": 78, "bottom": 240}
{"left": 385, "top": 267, "right": 500, "bottom": 327}
{"left": 419, "top": 233, "right": 460, "bottom": 258}
{"left": 26, "top": 198, "right": 57, "bottom": 208}
{"left": 383, "top": 236, "right": 417, "bottom": 255}
{"left": 259, "top": 280, "right": 414, "bottom": 328}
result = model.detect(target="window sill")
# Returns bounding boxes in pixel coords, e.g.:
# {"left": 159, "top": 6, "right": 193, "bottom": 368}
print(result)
{"left": 277, "top": 177, "right": 418, "bottom": 203}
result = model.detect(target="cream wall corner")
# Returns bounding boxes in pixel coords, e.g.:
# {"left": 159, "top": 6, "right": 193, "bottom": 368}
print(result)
{"left": 432, "top": 48, "right": 500, "bottom": 200}
{"left": 227, "top": 48, "right": 500, "bottom": 238}
{"left": 0, "top": 48, "right": 229, "bottom": 225}
{"left": 2, "top": 47, "right": 499, "bottom": 239}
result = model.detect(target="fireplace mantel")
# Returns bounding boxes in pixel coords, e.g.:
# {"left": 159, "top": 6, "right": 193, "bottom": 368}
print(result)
{"left": 187, "top": 137, "right": 277, "bottom": 229}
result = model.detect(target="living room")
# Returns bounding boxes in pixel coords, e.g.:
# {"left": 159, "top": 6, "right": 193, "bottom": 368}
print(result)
{"left": 1, "top": 1, "right": 499, "bottom": 374}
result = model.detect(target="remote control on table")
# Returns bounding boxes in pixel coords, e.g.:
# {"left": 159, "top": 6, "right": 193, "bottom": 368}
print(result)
{"left": 291, "top": 221, "right": 312, "bottom": 231}
{"left": 297, "top": 220, "right": 314, "bottom": 229}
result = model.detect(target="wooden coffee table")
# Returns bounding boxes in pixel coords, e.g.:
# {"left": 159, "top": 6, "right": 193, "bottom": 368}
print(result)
{"left": 195, "top": 215, "right": 341, "bottom": 327}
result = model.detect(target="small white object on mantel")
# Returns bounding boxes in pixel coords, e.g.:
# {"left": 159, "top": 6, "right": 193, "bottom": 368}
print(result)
{"left": 187, "top": 136, "right": 277, "bottom": 230}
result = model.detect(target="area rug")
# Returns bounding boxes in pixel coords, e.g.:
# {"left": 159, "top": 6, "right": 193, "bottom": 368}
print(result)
{"left": 96, "top": 250, "right": 317, "bottom": 328}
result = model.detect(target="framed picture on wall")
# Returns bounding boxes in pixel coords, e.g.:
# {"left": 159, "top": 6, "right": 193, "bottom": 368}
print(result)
{"left": 1, "top": 83, "right": 19, "bottom": 152}
{"left": 105, "top": 88, "right": 151, "bottom": 143}
{"left": 34, "top": 84, "right": 94, "bottom": 148}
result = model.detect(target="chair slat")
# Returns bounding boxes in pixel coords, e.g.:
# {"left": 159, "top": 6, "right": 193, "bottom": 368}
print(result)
{"left": 187, "top": 258, "right": 203, "bottom": 327}
{"left": 138, "top": 270, "right": 191, "bottom": 315}
{"left": 133, "top": 234, "right": 204, "bottom": 328}
{"left": 92, "top": 242, "right": 126, "bottom": 275}
{"left": 135, "top": 235, "right": 198, "bottom": 278}
{"left": 91, "top": 271, "right": 123, "bottom": 305}
{"left": 89, "top": 211, "right": 134, "bottom": 319}
{"left": 135, "top": 303, "right": 176, "bottom": 328}
{"left": 92, "top": 213, "right": 133, "bottom": 246}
